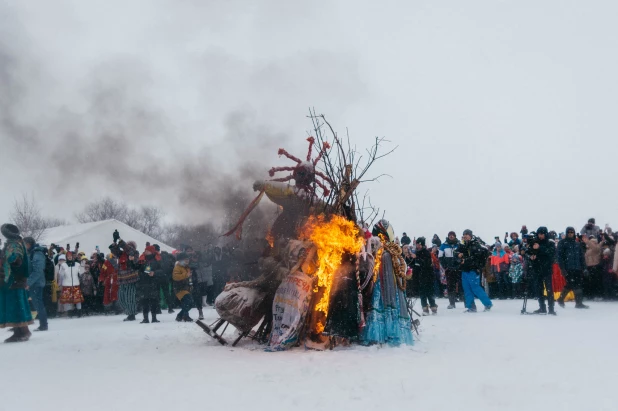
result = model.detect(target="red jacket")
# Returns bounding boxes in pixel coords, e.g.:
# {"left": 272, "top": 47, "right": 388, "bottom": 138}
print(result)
{"left": 98, "top": 260, "right": 119, "bottom": 305}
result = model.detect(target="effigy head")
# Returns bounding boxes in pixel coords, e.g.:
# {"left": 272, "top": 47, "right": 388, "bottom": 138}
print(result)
{"left": 372, "top": 219, "right": 395, "bottom": 242}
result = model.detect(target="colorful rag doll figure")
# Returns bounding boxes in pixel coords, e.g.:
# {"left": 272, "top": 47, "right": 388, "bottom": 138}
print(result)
{"left": 362, "top": 220, "right": 413, "bottom": 346}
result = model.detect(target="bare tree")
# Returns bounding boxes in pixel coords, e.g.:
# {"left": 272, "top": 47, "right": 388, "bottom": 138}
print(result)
{"left": 9, "top": 194, "right": 67, "bottom": 241}
{"left": 75, "top": 197, "right": 129, "bottom": 223}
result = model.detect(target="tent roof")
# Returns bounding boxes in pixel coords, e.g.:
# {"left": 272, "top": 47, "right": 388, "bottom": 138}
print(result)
{"left": 34, "top": 219, "right": 175, "bottom": 254}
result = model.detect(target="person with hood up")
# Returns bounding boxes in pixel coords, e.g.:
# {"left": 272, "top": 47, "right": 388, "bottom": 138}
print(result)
{"left": 557, "top": 227, "right": 588, "bottom": 308}
{"left": 401, "top": 232, "right": 412, "bottom": 246}
{"left": 491, "top": 242, "right": 511, "bottom": 300}
{"left": 24, "top": 237, "right": 48, "bottom": 331}
{"left": 412, "top": 237, "right": 437, "bottom": 315}
{"left": 528, "top": 227, "right": 556, "bottom": 315}
{"left": 172, "top": 253, "right": 195, "bottom": 322}
{"left": 135, "top": 245, "right": 162, "bottom": 323}
{"left": 580, "top": 218, "right": 601, "bottom": 239}
{"left": 457, "top": 229, "right": 492, "bottom": 312}
{"left": 431, "top": 234, "right": 442, "bottom": 248}
{"left": 1, "top": 224, "right": 34, "bottom": 342}
{"left": 439, "top": 231, "right": 461, "bottom": 309}
{"left": 58, "top": 251, "right": 85, "bottom": 317}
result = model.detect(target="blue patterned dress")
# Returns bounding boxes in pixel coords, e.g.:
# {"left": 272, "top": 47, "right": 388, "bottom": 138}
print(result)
{"left": 362, "top": 250, "right": 413, "bottom": 346}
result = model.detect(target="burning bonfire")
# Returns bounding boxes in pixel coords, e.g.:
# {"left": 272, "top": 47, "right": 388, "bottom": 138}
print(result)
{"left": 199, "top": 112, "right": 413, "bottom": 350}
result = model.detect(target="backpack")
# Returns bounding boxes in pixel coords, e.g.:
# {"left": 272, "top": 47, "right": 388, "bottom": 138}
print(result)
{"left": 44, "top": 256, "right": 55, "bottom": 282}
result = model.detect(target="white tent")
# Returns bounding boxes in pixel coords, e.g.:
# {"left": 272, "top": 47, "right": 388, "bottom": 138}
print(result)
{"left": 32, "top": 219, "right": 175, "bottom": 255}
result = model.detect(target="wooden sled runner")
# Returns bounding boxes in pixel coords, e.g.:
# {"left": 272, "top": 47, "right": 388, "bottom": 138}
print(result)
{"left": 196, "top": 316, "right": 272, "bottom": 347}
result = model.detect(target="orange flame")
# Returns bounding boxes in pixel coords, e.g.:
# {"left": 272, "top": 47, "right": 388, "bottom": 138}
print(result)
{"left": 299, "top": 214, "right": 365, "bottom": 322}
{"left": 265, "top": 229, "right": 274, "bottom": 248}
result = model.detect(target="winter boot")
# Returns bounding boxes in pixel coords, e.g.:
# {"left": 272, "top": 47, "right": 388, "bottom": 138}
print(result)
{"left": 483, "top": 305, "right": 492, "bottom": 312}
{"left": 574, "top": 289, "right": 589, "bottom": 309}
{"left": 123, "top": 314, "right": 136, "bottom": 322}
{"left": 151, "top": 314, "right": 160, "bottom": 323}
{"left": 140, "top": 312, "right": 150, "bottom": 324}
{"left": 422, "top": 306, "right": 430, "bottom": 316}
{"left": 168, "top": 308, "right": 175, "bottom": 314}
{"left": 19, "top": 327, "right": 31, "bottom": 342}
{"left": 463, "top": 308, "right": 477, "bottom": 313}
{"left": 76, "top": 309, "right": 83, "bottom": 318}
{"left": 175, "top": 314, "right": 183, "bottom": 322}
{"left": 35, "top": 325, "right": 48, "bottom": 332}
{"left": 4, "top": 328, "right": 21, "bottom": 343}
{"left": 430, "top": 305, "right": 438, "bottom": 315}
{"left": 183, "top": 314, "right": 194, "bottom": 322}
{"left": 548, "top": 309, "right": 557, "bottom": 316}
{"left": 198, "top": 308, "right": 204, "bottom": 320}
{"left": 447, "top": 304, "right": 456, "bottom": 309}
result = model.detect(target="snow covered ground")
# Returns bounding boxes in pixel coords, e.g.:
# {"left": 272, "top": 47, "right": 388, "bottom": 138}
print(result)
{"left": 1, "top": 300, "right": 616, "bottom": 411}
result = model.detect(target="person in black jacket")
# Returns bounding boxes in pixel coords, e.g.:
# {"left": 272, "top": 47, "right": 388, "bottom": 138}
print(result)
{"left": 136, "top": 246, "right": 163, "bottom": 323}
{"left": 155, "top": 245, "right": 175, "bottom": 314}
{"left": 412, "top": 237, "right": 437, "bottom": 315}
{"left": 528, "top": 227, "right": 556, "bottom": 315}
{"left": 557, "top": 227, "right": 589, "bottom": 309}
{"left": 401, "top": 232, "right": 412, "bottom": 246}
{"left": 457, "top": 229, "right": 492, "bottom": 312}
{"left": 438, "top": 231, "right": 461, "bottom": 309}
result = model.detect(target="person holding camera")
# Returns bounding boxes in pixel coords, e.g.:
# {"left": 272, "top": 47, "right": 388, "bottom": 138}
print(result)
{"left": 136, "top": 245, "right": 163, "bottom": 323}
{"left": 528, "top": 227, "right": 556, "bottom": 315}
{"left": 457, "top": 229, "right": 492, "bottom": 312}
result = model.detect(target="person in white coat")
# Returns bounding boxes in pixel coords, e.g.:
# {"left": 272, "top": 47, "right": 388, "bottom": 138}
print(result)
{"left": 58, "top": 252, "right": 85, "bottom": 317}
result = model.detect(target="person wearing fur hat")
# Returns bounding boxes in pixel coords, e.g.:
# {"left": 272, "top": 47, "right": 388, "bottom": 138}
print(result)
{"left": 412, "top": 237, "right": 438, "bottom": 315}
{"left": 109, "top": 234, "right": 140, "bottom": 322}
{"left": 439, "top": 231, "right": 462, "bottom": 309}
{"left": 0, "top": 224, "right": 34, "bottom": 342}
{"left": 172, "top": 252, "right": 195, "bottom": 322}
{"left": 135, "top": 245, "right": 163, "bottom": 323}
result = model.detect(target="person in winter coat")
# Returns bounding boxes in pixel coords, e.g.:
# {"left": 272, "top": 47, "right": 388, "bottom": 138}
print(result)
{"left": 438, "top": 231, "right": 461, "bottom": 309}
{"left": 431, "top": 234, "right": 442, "bottom": 248}
{"left": 95, "top": 252, "right": 120, "bottom": 313}
{"left": 528, "top": 227, "right": 556, "bottom": 315}
{"left": 601, "top": 248, "right": 615, "bottom": 300}
{"left": 557, "top": 227, "right": 588, "bottom": 308}
{"left": 109, "top": 236, "right": 140, "bottom": 322}
{"left": 505, "top": 232, "right": 522, "bottom": 249}
{"left": 135, "top": 246, "right": 162, "bottom": 323}
{"left": 457, "top": 229, "right": 492, "bottom": 312}
{"left": 583, "top": 234, "right": 603, "bottom": 299}
{"left": 58, "top": 251, "right": 85, "bottom": 317}
{"left": 412, "top": 237, "right": 437, "bottom": 315}
{"left": 0, "top": 224, "right": 33, "bottom": 342}
{"left": 580, "top": 218, "right": 601, "bottom": 239}
{"left": 491, "top": 243, "right": 511, "bottom": 300}
{"left": 78, "top": 255, "right": 95, "bottom": 315}
{"left": 187, "top": 246, "right": 211, "bottom": 320}
{"left": 172, "top": 253, "right": 195, "bottom": 322}
{"left": 509, "top": 245, "right": 524, "bottom": 298}
{"left": 156, "top": 246, "right": 175, "bottom": 314}
{"left": 23, "top": 237, "right": 48, "bottom": 331}
{"left": 401, "top": 233, "right": 412, "bottom": 246}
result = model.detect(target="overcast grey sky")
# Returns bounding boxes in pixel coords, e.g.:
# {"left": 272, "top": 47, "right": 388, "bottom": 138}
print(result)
{"left": 1, "top": 0, "right": 616, "bottom": 242}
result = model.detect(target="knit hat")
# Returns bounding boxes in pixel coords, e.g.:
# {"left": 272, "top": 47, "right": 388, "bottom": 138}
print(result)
{"left": 537, "top": 226, "right": 549, "bottom": 235}
{"left": 416, "top": 237, "right": 426, "bottom": 247}
{"left": 1, "top": 224, "right": 21, "bottom": 240}
{"left": 58, "top": 254, "right": 66, "bottom": 261}
{"left": 448, "top": 231, "right": 456, "bottom": 237}
{"left": 494, "top": 242, "right": 502, "bottom": 248}
{"left": 176, "top": 252, "right": 188, "bottom": 261}
{"left": 463, "top": 229, "right": 473, "bottom": 237}
{"left": 145, "top": 245, "right": 157, "bottom": 254}
{"left": 588, "top": 218, "right": 596, "bottom": 224}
